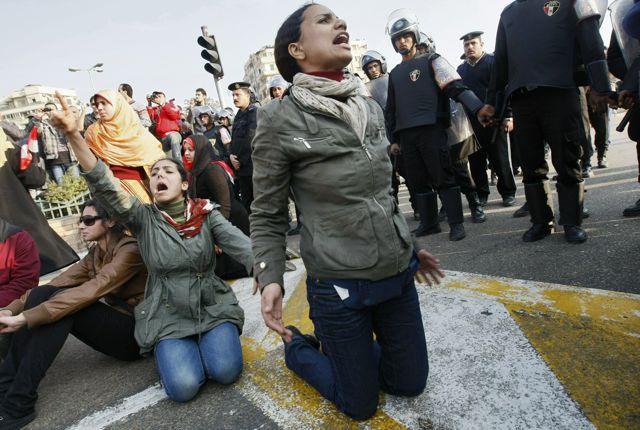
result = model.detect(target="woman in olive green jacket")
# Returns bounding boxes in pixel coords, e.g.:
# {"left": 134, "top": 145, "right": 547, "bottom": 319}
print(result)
{"left": 49, "top": 92, "right": 253, "bottom": 403}
{"left": 250, "top": 3, "right": 444, "bottom": 421}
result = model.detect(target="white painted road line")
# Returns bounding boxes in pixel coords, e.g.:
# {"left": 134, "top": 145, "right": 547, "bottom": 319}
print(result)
{"left": 382, "top": 288, "right": 594, "bottom": 430}
{"left": 67, "top": 383, "right": 167, "bottom": 430}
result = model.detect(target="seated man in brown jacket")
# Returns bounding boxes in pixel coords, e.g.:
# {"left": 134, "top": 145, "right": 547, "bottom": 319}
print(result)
{"left": 0, "top": 199, "right": 147, "bottom": 429}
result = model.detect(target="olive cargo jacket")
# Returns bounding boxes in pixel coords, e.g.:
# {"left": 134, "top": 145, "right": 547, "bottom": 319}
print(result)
{"left": 250, "top": 94, "right": 416, "bottom": 291}
{"left": 84, "top": 160, "right": 253, "bottom": 354}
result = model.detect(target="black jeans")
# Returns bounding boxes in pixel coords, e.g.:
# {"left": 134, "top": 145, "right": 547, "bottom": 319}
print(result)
{"left": 469, "top": 121, "right": 517, "bottom": 198}
{"left": 511, "top": 87, "right": 583, "bottom": 186}
{"left": 0, "top": 285, "right": 140, "bottom": 418}
{"left": 398, "top": 124, "right": 457, "bottom": 193}
{"left": 236, "top": 175, "right": 254, "bottom": 215}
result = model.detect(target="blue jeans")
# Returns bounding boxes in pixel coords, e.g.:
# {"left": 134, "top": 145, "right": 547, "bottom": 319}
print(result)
{"left": 284, "top": 258, "right": 428, "bottom": 420}
{"left": 47, "top": 162, "right": 79, "bottom": 185}
{"left": 154, "top": 322, "right": 242, "bottom": 402}
{"left": 161, "top": 132, "right": 182, "bottom": 162}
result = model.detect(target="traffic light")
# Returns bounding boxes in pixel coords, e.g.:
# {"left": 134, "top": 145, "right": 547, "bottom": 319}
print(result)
{"left": 198, "top": 35, "right": 224, "bottom": 79}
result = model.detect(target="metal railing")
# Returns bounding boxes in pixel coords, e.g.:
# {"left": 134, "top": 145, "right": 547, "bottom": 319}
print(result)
{"left": 35, "top": 191, "right": 92, "bottom": 220}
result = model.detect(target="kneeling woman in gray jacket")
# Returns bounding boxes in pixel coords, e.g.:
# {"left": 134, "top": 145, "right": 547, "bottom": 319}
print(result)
{"left": 49, "top": 93, "right": 254, "bottom": 403}
{"left": 250, "top": 3, "right": 444, "bottom": 421}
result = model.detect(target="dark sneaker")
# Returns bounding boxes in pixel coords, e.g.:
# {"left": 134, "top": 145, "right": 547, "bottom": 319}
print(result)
{"left": 449, "top": 223, "right": 466, "bottom": 241}
{"left": 478, "top": 195, "right": 488, "bottom": 207}
{"left": 470, "top": 206, "right": 487, "bottom": 223}
{"left": 522, "top": 223, "right": 553, "bottom": 242}
{"left": 0, "top": 409, "right": 35, "bottom": 430}
{"left": 623, "top": 199, "right": 640, "bottom": 217}
{"left": 582, "top": 166, "right": 592, "bottom": 178}
{"left": 563, "top": 225, "right": 587, "bottom": 244}
{"left": 597, "top": 157, "right": 608, "bottom": 168}
{"left": 513, "top": 202, "right": 529, "bottom": 218}
{"left": 502, "top": 195, "right": 516, "bottom": 207}
{"left": 414, "top": 223, "right": 442, "bottom": 237}
{"left": 582, "top": 207, "right": 590, "bottom": 219}
{"left": 285, "top": 326, "right": 320, "bottom": 350}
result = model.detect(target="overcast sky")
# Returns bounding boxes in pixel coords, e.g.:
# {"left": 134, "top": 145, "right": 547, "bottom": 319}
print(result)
{"left": 1, "top": 0, "right": 613, "bottom": 108}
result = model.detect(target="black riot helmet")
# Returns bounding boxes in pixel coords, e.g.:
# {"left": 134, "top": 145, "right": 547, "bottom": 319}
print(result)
{"left": 386, "top": 9, "right": 420, "bottom": 54}
{"left": 361, "top": 50, "right": 387, "bottom": 79}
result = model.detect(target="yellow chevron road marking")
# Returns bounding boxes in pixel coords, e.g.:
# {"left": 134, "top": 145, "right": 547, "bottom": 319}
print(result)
{"left": 445, "top": 274, "right": 640, "bottom": 430}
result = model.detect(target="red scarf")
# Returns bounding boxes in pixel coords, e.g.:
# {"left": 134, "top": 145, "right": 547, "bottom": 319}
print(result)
{"left": 182, "top": 137, "right": 194, "bottom": 171}
{"left": 211, "top": 160, "right": 235, "bottom": 182}
{"left": 308, "top": 71, "right": 345, "bottom": 82}
{"left": 159, "top": 198, "right": 214, "bottom": 238}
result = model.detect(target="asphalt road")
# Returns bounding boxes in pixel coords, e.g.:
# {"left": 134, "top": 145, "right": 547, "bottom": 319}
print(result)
{"left": 23, "top": 113, "right": 640, "bottom": 429}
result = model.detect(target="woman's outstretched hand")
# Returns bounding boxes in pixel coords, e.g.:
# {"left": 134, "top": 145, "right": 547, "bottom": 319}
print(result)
{"left": 49, "top": 92, "right": 80, "bottom": 135}
{"left": 48, "top": 92, "right": 98, "bottom": 171}
{"left": 415, "top": 249, "right": 445, "bottom": 286}
{"left": 256, "top": 282, "right": 292, "bottom": 343}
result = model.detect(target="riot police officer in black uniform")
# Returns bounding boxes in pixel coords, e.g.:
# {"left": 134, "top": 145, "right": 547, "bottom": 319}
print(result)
{"left": 457, "top": 31, "right": 517, "bottom": 208}
{"left": 608, "top": 0, "right": 640, "bottom": 216}
{"left": 362, "top": 50, "right": 389, "bottom": 109}
{"left": 481, "top": 0, "right": 614, "bottom": 244}
{"left": 385, "top": 9, "right": 487, "bottom": 241}
{"left": 416, "top": 32, "right": 487, "bottom": 224}
{"left": 362, "top": 50, "right": 415, "bottom": 215}
{"left": 228, "top": 81, "right": 258, "bottom": 214}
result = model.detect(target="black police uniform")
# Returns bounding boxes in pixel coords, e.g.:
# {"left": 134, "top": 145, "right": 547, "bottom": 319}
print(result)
{"left": 386, "top": 53, "right": 484, "bottom": 238}
{"left": 228, "top": 82, "right": 258, "bottom": 214}
{"left": 487, "top": 0, "right": 612, "bottom": 243}
{"left": 608, "top": 24, "right": 640, "bottom": 216}
{"left": 458, "top": 50, "right": 517, "bottom": 204}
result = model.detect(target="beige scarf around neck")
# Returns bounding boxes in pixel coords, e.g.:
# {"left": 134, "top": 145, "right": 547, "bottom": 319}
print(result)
{"left": 290, "top": 72, "right": 369, "bottom": 142}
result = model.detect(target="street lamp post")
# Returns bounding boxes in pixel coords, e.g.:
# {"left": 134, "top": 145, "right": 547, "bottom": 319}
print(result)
{"left": 68, "top": 63, "right": 104, "bottom": 93}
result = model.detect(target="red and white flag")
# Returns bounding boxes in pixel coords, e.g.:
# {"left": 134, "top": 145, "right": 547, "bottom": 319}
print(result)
{"left": 20, "top": 127, "right": 38, "bottom": 170}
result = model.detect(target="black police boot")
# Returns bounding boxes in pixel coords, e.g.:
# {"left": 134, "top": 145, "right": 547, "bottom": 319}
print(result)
{"left": 466, "top": 192, "right": 487, "bottom": 223}
{"left": 414, "top": 192, "right": 442, "bottom": 237}
{"left": 623, "top": 198, "right": 640, "bottom": 217}
{"left": 556, "top": 182, "right": 587, "bottom": 244}
{"left": 440, "top": 187, "right": 466, "bottom": 241}
{"left": 522, "top": 182, "right": 554, "bottom": 242}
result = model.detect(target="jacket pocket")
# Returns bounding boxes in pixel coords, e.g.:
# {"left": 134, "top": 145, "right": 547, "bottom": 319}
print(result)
{"left": 310, "top": 205, "right": 379, "bottom": 271}
{"left": 133, "top": 299, "right": 155, "bottom": 348}
{"left": 392, "top": 211, "right": 412, "bottom": 249}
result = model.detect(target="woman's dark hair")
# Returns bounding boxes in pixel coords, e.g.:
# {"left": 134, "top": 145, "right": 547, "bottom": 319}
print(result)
{"left": 274, "top": 3, "right": 315, "bottom": 83}
{"left": 81, "top": 199, "right": 125, "bottom": 236}
{"left": 151, "top": 158, "right": 188, "bottom": 182}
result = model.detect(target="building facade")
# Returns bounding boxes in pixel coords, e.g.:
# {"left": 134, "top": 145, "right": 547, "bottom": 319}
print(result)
{"left": 0, "top": 85, "right": 81, "bottom": 128}
{"left": 243, "top": 39, "right": 369, "bottom": 105}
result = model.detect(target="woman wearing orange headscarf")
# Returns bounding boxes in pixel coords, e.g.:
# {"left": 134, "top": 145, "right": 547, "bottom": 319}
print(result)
{"left": 85, "top": 89, "right": 164, "bottom": 203}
